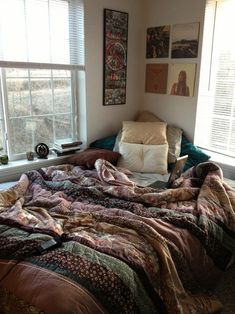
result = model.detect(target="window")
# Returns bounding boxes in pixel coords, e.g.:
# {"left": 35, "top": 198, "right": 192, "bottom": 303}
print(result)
{"left": 0, "top": 0, "right": 85, "bottom": 161}
{"left": 195, "top": 0, "right": 235, "bottom": 158}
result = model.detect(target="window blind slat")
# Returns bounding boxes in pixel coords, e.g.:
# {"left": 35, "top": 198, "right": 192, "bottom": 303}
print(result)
{"left": 0, "top": 0, "right": 84, "bottom": 66}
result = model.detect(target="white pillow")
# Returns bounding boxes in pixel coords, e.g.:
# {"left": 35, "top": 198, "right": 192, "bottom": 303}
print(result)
{"left": 117, "top": 142, "right": 168, "bottom": 174}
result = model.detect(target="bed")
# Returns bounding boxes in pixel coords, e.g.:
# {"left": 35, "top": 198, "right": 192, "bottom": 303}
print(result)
{"left": 0, "top": 157, "right": 234, "bottom": 314}
{"left": 0, "top": 111, "right": 235, "bottom": 314}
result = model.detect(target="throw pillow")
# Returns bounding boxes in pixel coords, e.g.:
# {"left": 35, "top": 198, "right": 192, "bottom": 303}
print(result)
{"left": 67, "top": 148, "right": 121, "bottom": 169}
{"left": 113, "top": 129, "right": 122, "bottom": 152}
{"left": 117, "top": 142, "right": 168, "bottom": 174}
{"left": 180, "top": 135, "right": 211, "bottom": 170}
{"left": 136, "top": 110, "right": 162, "bottom": 122}
{"left": 89, "top": 135, "right": 117, "bottom": 150}
{"left": 136, "top": 111, "right": 182, "bottom": 163}
{"left": 121, "top": 121, "right": 167, "bottom": 145}
{"left": 167, "top": 126, "right": 183, "bottom": 163}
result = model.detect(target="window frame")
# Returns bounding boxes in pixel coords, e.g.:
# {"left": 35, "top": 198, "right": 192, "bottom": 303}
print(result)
{"left": 0, "top": 65, "right": 81, "bottom": 161}
{"left": 0, "top": 0, "right": 85, "bottom": 161}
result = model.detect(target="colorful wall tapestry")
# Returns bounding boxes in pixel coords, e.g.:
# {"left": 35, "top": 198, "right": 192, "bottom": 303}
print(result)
{"left": 103, "top": 9, "right": 128, "bottom": 105}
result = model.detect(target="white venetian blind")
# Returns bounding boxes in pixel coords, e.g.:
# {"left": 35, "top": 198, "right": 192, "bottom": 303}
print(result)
{"left": 0, "top": 0, "right": 84, "bottom": 69}
{"left": 195, "top": 0, "right": 235, "bottom": 157}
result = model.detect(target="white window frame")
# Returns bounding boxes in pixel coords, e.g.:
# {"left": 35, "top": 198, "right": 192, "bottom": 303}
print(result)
{"left": 0, "top": 0, "right": 85, "bottom": 162}
{"left": 0, "top": 64, "right": 83, "bottom": 161}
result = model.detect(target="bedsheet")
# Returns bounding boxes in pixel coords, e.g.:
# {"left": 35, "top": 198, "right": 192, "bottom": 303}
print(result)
{"left": 0, "top": 159, "right": 234, "bottom": 313}
{"left": 128, "top": 171, "right": 170, "bottom": 187}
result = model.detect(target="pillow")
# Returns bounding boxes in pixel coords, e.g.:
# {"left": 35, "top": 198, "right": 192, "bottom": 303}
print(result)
{"left": 135, "top": 111, "right": 182, "bottom": 163}
{"left": 136, "top": 110, "right": 162, "bottom": 122}
{"left": 121, "top": 121, "right": 167, "bottom": 145}
{"left": 67, "top": 148, "right": 121, "bottom": 169}
{"left": 180, "top": 135, "right": 211, "bottom": 171}
{"left": 167, "top": 126, "right": 183, "bottom": 163}
{"left": 113, "top": 129, "right": 122, "bottom": 152}
{"left": 89, "top": 135, "right": 117, "bottom": 151}
{"left": 117, "top": 142, "right": 168, "bottom": 174}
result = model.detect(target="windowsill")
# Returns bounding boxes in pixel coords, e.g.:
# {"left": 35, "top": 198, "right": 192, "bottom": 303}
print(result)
{"left": 202, "top": 149, "right": 235, "bottom": 180}
{"left": 204, "top": 150, "right": 235, "bottom": 166}
{"left": 0, "top": 153, "right": 78, "bottom": 183}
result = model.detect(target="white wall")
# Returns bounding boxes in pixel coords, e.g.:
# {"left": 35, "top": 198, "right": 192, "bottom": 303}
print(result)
{"left": 143, "top": 0, "right": 206, "bottom": 141}
{"left": 84, "top": 0, "right": 145, "bottom": 145}
{"left": 84, "top": 0, "right": 207, "bottom": 143}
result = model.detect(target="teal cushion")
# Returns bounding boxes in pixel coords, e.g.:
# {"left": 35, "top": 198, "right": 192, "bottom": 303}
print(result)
{"left": 180, "top": 135, "right": 210, "bottom": 170}
{"left": 89, "top": 135, "right": 117, "bottom": 151}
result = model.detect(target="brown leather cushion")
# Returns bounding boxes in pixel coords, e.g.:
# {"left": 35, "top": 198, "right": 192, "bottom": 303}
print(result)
{"left": 67, "top": 148, "right": 121, "bottom": 169}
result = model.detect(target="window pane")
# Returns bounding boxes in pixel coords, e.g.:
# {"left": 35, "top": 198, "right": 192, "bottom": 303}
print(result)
{"left": 9, "top": 117, "right": 54, "bottom": 154}
{"left": 31, "top": 78, "right": 53, "bottom": 115}
{"left": 49, "top": 0, "right": 70, "bottom": 64}
{"left": 9, "top": 118, "right": 33, "bottom": 154}
{"left": 25, "top": 0, "right": 50, "bottom": 63}
{"left": 3, "top": 68, "right": 77, "bottom": 159}
{"left": 195, "top": 0, "right": 235, "bottom": 157}
{"left": 0, "top": 0, "right": 84, "bottom": 65}
{"left": 230, "top": 121, "right": 235, "bottom": 152}
{"left": 0, "top": 96, "right": 4, "bottom": 150}
{"left": 0, "top": 0, "right": 27, "bottom": 61}
{"left": 33, "top": 116, "right": 54, "bottom": 147}
{"left": 210, "top": 118, "right": 230, "bottom": 150}
{"left": 0, "top": 120, "right": 4, "bottom": 149}
{"left": 54, "top": 78, "right": 72, "bottom": 113}
{"left": 54, "top": 114, "right": 73, "bottom": 140}
{"left": 6, "top": 68, "right": 29, "bottom": 78}
{"left": 7, "top": 78, "right": 30, "bottom": 117}
{"left": 52, "top": 70, "right": 71, "bottom": 78}
{"left": 30, "top": 69, "right": 52, "bottom": 78}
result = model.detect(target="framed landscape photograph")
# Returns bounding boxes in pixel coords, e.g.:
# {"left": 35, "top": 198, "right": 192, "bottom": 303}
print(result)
{"left": 103, "top": 9, "right": 128, "bottom": 105}
{"left": 171, "top": 22, "right": 200, "bottom": 58}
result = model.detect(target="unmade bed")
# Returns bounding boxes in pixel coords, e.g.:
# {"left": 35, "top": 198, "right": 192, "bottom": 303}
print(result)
{"left": 0, "top": 158, "right": 234, "bottom": 314}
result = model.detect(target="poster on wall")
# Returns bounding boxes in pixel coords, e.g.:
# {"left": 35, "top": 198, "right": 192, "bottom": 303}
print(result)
{"left": 103, "top": 9, "right": 128, "bottom": 106}
{"left": 146, "top": 25, "right": 170, "bottom": 58}
{"left": 167, "top": 63, "right": 197, "bottom": 97}
{"left": 145, "top": 63, "right": 168, "bottom": 94}
{"left": 171, "top": 22, "right": 200, "bottom": 58}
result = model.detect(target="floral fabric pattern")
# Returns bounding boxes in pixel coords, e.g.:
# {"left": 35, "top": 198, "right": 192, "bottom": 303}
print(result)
{"left": 0, "top": 159, "right": 234, "bottom": 314}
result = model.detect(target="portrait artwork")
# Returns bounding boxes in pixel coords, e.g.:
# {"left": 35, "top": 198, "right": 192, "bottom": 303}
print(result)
{"left": 167, "top": 63, "right": 196, "bottom": 97}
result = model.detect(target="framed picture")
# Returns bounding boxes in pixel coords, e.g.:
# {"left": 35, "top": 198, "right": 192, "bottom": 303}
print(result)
{"left": 103, "top": 9, "right": 128, "bottom": 106}
{"left": 171, "top": 22, "right": 200, "bottom": 58}
{"left": 146, "top": 25, "right": 170, "bottom": 58}
{"left": 145, "top": 63, "right": 168, "bottom": 94}
{"left": 167, "top": 63, "right": 197, "bottom": 97}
